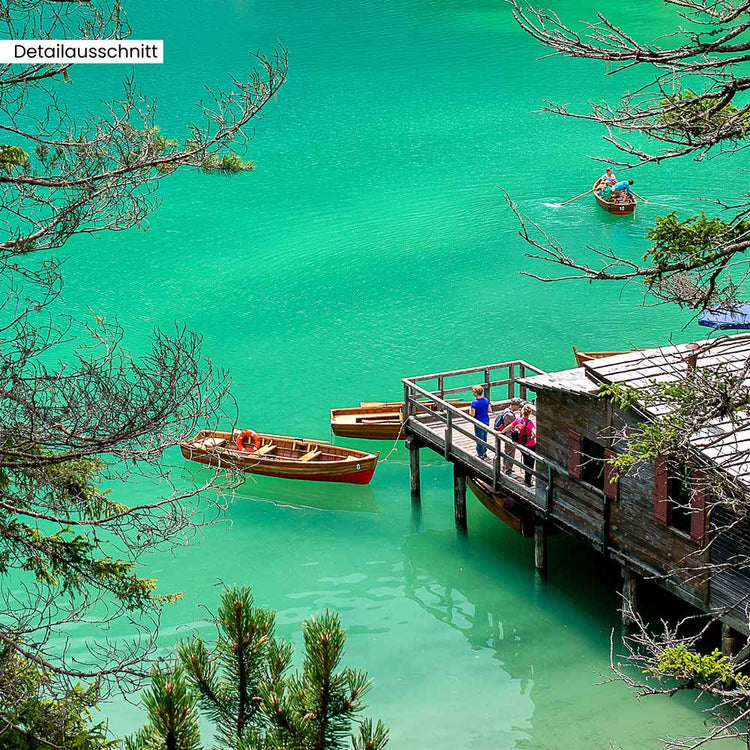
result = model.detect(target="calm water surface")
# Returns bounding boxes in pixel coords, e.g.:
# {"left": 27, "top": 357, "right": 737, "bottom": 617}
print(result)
{"left": 59, "top": 0, "right": 747, "bottom": 746}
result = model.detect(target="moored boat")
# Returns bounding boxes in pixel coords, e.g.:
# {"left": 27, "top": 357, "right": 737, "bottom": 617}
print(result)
{"left": 467, "top": 477, "right": 533, "bottom": 537}
{"left": 572, "top": 346, "right": 642, "bottom": 367}
{"left": 592, "top": 181, "right": 636, "bottom": 215}
{"left": 180, "top": 430, "right": 379, "bottom": 484}
{"left": 330, "top": 400, "right": 471, "bottom": 440}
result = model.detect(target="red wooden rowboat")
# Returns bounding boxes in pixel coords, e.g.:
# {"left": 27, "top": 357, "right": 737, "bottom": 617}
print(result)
{"left": 180, "top": 430, "right": 379, "bottom": 484}
{"left": 593, "top": 181, "right": 636, "bottom": 215}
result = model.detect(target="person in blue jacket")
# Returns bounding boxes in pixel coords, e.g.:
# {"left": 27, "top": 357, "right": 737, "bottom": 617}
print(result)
{"left": 613, "top": 179, "right": 634, "bottom": 200}
{"left": 469, "top": 385, "right": 491, "bottom": 459}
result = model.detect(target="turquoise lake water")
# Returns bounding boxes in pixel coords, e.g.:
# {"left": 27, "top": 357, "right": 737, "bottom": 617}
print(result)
{"left": 52, "top": 0, "right": 749, "bottom": 746}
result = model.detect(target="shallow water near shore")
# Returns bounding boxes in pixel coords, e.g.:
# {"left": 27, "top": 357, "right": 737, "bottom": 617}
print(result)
{"left": 57, "top": 0, "right": 748, "bottom": 746}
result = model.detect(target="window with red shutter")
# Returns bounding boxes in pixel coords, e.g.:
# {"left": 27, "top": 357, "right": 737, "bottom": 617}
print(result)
{"left": 568, "top": 430, "right": 583, "bottom": 480}
{"left": 653, "top": 455, "right": 669, "bottom": 525}
{"left": 603, "top": 449, "right": 618, "bottom": 501}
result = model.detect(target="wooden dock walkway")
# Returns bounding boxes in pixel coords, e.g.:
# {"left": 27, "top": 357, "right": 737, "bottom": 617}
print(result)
{"left": 401, "top": 360, "right": 623, "bottom": 580}
{"left": 401, "top": 353, "right": 750, "bottom": 646}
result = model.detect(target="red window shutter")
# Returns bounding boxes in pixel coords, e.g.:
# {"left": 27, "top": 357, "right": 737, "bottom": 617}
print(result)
{"left": 654, "top": 455, "right": 669, "bottom": 525}
{"left": 568, "top": 431, "right": 583, "bottom": 480}
{"left": 603, "top": 449, "right": 618, "bottom": 500}
{"left": 690, "top": 469, "right": 707, "bottom": 543}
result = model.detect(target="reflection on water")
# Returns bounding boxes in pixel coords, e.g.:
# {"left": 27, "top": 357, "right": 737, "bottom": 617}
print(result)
{"left": 180, "top": 464, "right": 378, "bottom": 514}
{"left": 401, "top": 498, "right": 738, "bottom": 749}
{"left": 236, "top": 475, "right": 378, "bottom": 514}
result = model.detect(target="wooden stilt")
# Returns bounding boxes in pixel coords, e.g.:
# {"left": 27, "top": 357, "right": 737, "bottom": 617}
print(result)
{"left": 622, "top": 567, "right": 637, "bottom": 628}
{"left": 410, "top": 490, "right": 423, "bottom": 533}
{"left": 407, "top": 439, "right": 420, "bottom": 496}
{"left": 722, "top": 622, "right": 738, "bottom": 657}
{"left": 453, "top": 464, "right": 467, "bottom": 530}
{"left": 534, "top": 523, "right": 547, "bottom": 575}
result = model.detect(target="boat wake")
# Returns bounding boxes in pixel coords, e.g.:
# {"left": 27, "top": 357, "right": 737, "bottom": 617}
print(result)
{"left": 543, "top": 202, "right": 562, "bottom": 208}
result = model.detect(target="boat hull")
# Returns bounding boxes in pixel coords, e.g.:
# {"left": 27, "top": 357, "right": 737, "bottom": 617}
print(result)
{"left": 467, "top": 477, "right": 533, "bottom": 537}
{"left": 180, "top": 431, "right": 379, "bottom": 484}
{"left": 330, "top": 400, "right": 471, "bottom": 441}
{"left": 593, "top": 182, "right": 636, "bottom": 215}
{"left": 572, "top": 346, "right": 643, "bottom": 367}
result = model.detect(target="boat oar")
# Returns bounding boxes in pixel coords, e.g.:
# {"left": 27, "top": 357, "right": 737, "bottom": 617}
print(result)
{"left": 559, "top": 188, "right": 594, "bottom": 206}
{"left": 632, "top": 191, "right": 675, "bottom": 210}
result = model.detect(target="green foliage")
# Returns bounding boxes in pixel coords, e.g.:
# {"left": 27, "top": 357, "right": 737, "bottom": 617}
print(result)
{"left": 644, "top": 212, "right": 750, "bottom": 281}
{"left": 351, "top": 719, "right": 389, "bottom": 750}
{"left": 646, "top": 644, "right": 750, "bottom": 689}
{"left": 200, "top": 153, "right": 256, "bottom": 174}
{"left": 0, "top": 646, "right": 113, "bottom": 750}
{"left": 0, "top": 145, "right": 30, "bottom": 173}
{"left": 657, "top": 89, "right": 749, "bottom": 140}
{"left": 0, "top": 453, "right": 161, "bottom": 609}
{"left": 130, "top": 585, "right": 388, "bottom": 750}
{"left": 274, "top": 611, "right": 374, "bottom": 750}
{"left": 176, "top": 585, "right": 281, "bottom": 747}
{"left": 125, "top": 666, "right": 201, "bottom": 750}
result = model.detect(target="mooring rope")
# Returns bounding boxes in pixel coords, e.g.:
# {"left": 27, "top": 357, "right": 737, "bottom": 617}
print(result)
{"left": 378, "top": 419, "right": 406, "bottom": 463}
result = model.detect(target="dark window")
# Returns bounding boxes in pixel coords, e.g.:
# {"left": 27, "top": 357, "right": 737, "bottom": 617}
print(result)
{"left": 580, "top": 437, "right": 605, "bottom": 490}
{"left": 668, "top": 467, "right": 693, "bottom": 535}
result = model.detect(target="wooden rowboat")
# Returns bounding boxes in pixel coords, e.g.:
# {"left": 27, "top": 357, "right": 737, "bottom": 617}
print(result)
{"left": 572, "top": 346, "right": 641, "bottom": 367}
{"left": 180, "top": 430, "right": 379, "bottom": 484}
{"left": 330, "top": 400, "right": 471, "bottom": 441}
{"left": 593, "top": 181, "right": 636, "bottom": 215}
{"left": 467, "top": 477, "right": 533, "bottom": 537}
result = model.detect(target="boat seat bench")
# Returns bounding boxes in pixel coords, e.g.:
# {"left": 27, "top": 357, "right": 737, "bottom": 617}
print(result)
{"left": 256, "top": 443, "right": 276, "bottom": 456}
{"left": 300, "top": 450, "right": 321, "bottom": 462}
{"left": 196, "top": 437, "right": 225, "bottom": 449}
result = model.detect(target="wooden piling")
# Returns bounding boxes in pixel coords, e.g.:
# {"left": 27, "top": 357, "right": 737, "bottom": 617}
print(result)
{"left": 407, "top": 438, "right": 420, "bottom": 496}
{"left": 534, "top": 522, "right": 547, "bottom": 574}
{"left": 453, "top": 464, "right": 467, "bottom": 530}
{"left": 622, "top": 567, "right": 637, "bottom": 628}
{"left": 722, "top": 622, "right": 738, "bottom": 657}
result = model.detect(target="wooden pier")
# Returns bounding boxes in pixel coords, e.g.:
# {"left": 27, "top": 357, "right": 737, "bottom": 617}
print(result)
{"left": 402, "top": 361, "right": 608, "bottom": 552}
{"left": 401, "top": 356, "right": 750, "bottom": 639}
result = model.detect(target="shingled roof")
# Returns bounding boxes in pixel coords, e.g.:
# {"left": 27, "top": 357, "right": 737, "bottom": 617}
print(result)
{"left": 525, "top": 335, "right": 750, "bottom": 485}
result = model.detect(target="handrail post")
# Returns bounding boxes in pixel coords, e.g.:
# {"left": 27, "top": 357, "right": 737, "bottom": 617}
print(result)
{"left": 508, "top": 363, "right": 515, "bottom": 399}
{"left": 445, "top": 410, "right": 453, "bottom": 459}
{"left": 484, "top": 367, "right": 491, "bottom": 401}
{"left": 437, "top": 375, "right": 444, "bottom": 401}
{"left": 493, "top": 433, "right": 501, "bottom": 491}
{"left": 545, "top": 463, "right": 554, "bottom": 516}
{"left": 519, "top": 364, "right": 527, "bottom": 401}
{"left": 403, "top": 382, "right": 411, "bottom": 421}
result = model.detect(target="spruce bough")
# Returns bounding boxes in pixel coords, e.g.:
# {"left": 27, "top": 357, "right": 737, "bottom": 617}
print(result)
{"left": 128, "top": 586, "right": 389, "bottom": 750}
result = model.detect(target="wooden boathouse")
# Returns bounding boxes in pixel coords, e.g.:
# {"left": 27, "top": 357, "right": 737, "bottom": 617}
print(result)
{"left": 402, "top": 337, "right": 750, "bottom": 646}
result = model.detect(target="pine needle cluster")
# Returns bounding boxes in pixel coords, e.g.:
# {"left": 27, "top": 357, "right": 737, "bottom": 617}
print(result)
{"left": 127, "top": 586, "right": 389, "bottom": 750}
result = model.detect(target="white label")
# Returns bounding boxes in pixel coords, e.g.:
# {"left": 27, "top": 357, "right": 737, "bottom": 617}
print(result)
{"left": 0, "top": 40, "right": 163, "bottom": 64}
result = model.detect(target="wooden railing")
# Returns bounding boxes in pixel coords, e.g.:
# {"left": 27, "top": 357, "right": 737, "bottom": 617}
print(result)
{"left": 405, "top": 360, "right": 545, "bottom": 403}
{"left": 402, "top": 361, "right": 612, "bottom": 550}
{"left": 402, "top": 361, "right": 547, "bottom": 491}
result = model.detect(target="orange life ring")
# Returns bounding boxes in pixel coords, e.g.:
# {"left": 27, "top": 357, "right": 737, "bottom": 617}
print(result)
{"left": 236, "top": 429, "right": 261, "bottom": 453}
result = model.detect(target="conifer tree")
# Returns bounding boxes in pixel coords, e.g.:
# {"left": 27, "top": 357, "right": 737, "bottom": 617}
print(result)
{"left": 128, "top": 586, "right": 389, "bottom": 750}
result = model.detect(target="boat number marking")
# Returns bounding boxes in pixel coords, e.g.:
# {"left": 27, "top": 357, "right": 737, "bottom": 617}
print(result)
{"left": 356, "top": 464, "right": 361, "bottom": 470}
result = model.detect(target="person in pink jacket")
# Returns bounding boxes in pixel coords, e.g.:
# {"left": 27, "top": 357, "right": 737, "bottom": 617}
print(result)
{"left": 500, "top": 404, "right": 537, "bottom": 486}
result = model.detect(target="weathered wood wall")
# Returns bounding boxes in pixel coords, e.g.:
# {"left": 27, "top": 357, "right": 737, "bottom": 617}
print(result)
{"left": 710, "top": 504, "right": 750, "bottom": 633}
{"left": 536, "top": 389, "right": 708, "bottom": 607}
{"left": 535, "top": 389, "right": 606, "bottom": 544}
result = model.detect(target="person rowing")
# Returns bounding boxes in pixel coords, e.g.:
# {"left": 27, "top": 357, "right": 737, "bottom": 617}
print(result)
{"left": 612, "top": 178, "right": 634, "bottom": 202}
